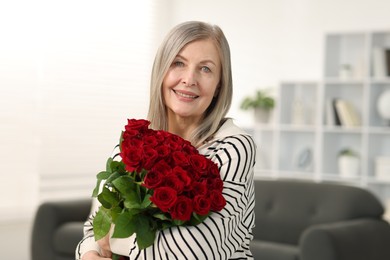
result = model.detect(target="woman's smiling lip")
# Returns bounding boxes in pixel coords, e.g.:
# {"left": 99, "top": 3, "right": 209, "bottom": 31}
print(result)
{"left": 173, "top": 89, "right": 199, "bottom": 99}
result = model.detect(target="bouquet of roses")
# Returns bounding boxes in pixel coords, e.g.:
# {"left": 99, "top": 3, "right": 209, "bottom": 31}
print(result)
{"left": 92, "top": 119, "right": 226, "bottom": 251}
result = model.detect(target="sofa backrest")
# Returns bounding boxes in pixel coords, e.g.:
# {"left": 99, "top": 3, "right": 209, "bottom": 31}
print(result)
{"left": 253, "top": 179, "right": 384, "bottom": 245}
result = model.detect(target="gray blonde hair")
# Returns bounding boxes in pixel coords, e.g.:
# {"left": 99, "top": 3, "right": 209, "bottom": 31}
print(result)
{"left": 147, "top": 21, "right": 232, "bottom": 147}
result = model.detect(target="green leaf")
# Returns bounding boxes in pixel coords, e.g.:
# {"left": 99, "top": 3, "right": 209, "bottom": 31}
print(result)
{"left": 172, "top": 219, "right": 185, "bottom": 226}
{"left": 110, "top": 206, "right": 123, "bottom": 222}
{"left": 112, "top": 254, "right": 122, "bottom": 260}
{"left": 112, "top": 211, "right": 137, "bottom": 238}
{"left": 105, "top": 171, "right": 121, "bottom": 185}
{"left": 119, "top": 131, "right": 124, "bottom": 151}
{"left": 190, "top": 213, "right": 209, "bottom": 225}
{"left": 136, "top": 217, "right": 156, "bottom": 250}
{"left": 92, "top": 171, "right": 111, "bottom": 197}
{"left": 153, "top": 213, "right": 170, "bottom": 221}
{"left": 141, "top": 194, "right": 152, "bottom": 208}
{"left": 123, "top": 197, "right": 141, "bottom": 210}
{"left": 110, "top": 161, "right": 126, "bottom": 174}
{"left": 97, "top": 171, "right": 111, "bottom": 180}
{"left": 93, "top": 208, "right": 111, "bottom": 241}
{"left": 112, "top": 176, "right": 137, "bottom": 198}
{"left": 106, "top": 157, "right": 114, "bottom": 172}
{"left": 97, "top": 187, "right": 120, "bottom": 209}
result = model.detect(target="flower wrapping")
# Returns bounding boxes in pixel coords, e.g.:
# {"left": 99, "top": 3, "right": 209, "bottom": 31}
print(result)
{"left": 92, "top": 119, "right": 226, "bottom": 250}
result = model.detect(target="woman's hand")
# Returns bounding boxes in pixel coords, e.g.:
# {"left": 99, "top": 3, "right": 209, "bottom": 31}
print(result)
{"left": 81, "top": 234, "right": 112, "bottom": 260}
{"left": 97, "top": 234, "right": 113, "bottom": 258}
{"left": 81, "top": 250, "right": 111, "bottom": 260}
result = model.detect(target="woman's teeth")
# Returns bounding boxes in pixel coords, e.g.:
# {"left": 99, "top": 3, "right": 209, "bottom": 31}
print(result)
{"left": 174, "top": 90, "right": 198, "bottom": 99}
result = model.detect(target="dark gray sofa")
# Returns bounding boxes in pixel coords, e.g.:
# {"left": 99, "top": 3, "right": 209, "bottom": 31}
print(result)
{"left": 251, "top": 179, "right": 390, "bottom": 260}
{"left": 31, "top": 179, "right": 390, "bottom": 260}
{"left": 31, "top": 199, "right": 91, "bottom": 260}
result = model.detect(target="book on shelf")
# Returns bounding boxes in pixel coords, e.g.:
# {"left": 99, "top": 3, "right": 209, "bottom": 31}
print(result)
{"left": 325, "top": 98, "right": 361, "bottom": 127}
{"left": 387, "top": 49, "right": 390, "bottom": 76}
{"left": 372, "top": 47, "right": 390, "bottom": 77}
{"left": 334, "top": 99, "right": 361, "bottom": 127}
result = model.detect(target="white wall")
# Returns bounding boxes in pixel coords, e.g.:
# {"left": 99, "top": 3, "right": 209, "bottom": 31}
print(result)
{"left": 168, "top": 0, "right": 390, "bottom": 127}
{"left": 0, "top": 1, "right": 170, "bottom": 222}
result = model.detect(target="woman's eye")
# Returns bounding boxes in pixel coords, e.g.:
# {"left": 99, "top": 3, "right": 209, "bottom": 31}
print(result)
{"left": 201, "top": 66, "right": 211, "bottom": 73}
{"left": 173, "top": 61, "right": 184, "bottom": 67}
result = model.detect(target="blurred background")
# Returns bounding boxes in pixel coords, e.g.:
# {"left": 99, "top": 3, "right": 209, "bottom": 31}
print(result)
{"left": 1, "top": 0, "right": 390, "bottom": 259}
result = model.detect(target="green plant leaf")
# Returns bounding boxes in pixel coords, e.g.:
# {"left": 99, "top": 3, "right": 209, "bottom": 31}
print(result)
{"left": 112, "top": 176, "right": 137, "bottom": 198}
{"left": 97, "top": 171, "right": 111, "bottom": 180}
{"left": 105, "top": 171, "right": 121, "bottom": 186}
{"left": 92, "top": 171, "right": 111, "bottom": 197}
{"left": 240, "top": 90, "right": 275, "bottom": 110}
{"left": 141, "top": 194, "right": 152, "bottom": 208}
{"left": 172, "top": 219, "right": 185, "bottom": 226}
{"left": 112, "top": 211, "right": 136, "bottom": 238}
{"left": 123, "top": 197, "right": 141, "bottom": 210}
{"left": 153, "top": 212, "right": 170, "bottom": 221}
{"left": 106, "top": 157, "right": 114, "bottom": 172}
{"left": 110, "top": 205, "right": 123, "bottom": 222}
{"left": 110, "top": 161, "right": 126, "bottom": 174}
{"left": 93, "top": 208, "right": 111, "bottom": 241}
{"left": 98, "top": 187, "right": 120, "bottom": 209}
{"left": 136, "top": 217, "right": 156, "bottom": 250}
{"left": 190, "top": 212, "right": 209, "bottom": 225}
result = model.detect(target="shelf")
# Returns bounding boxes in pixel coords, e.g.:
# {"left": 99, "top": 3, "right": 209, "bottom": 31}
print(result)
{"left": 279, "top": 124, "right": 316, "bottom": 132}
{"left": 323, "top": 125, "right": 363, "bottom": 133}
{"left": 323, "top": 78, "right": 365, "bottom": 84}
{"left": 251, "top": 30, "right": 390, "bottom": 205}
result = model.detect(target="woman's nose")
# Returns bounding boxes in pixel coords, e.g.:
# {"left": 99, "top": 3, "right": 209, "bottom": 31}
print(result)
{"left": 182, "top": 68, "right": 197, "bottom": 86}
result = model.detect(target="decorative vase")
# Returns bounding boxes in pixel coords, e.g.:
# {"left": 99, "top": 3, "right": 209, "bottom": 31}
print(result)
{"left": 254, "top": 108, "right": 271, "bottom": 124}
{"left": 377, "top": 89, "right": 390, "bottom": 124}
{"left": 338, "top": 155, "right": 360, "bottom": 178}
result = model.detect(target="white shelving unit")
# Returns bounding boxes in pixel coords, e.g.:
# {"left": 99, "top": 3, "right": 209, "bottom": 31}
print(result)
{"left": 253, "top": 30, "right": 390, "bottom": 206}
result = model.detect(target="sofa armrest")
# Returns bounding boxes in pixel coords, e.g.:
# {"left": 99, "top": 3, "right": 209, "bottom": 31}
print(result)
{"left": 299, "top": 218, "right": 390, "bottom": 260}
{"left": 31, "top": 199, "right": 92, "bottom": 260}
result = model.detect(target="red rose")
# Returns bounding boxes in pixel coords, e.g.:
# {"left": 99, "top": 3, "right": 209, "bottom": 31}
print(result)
{"left": 150, "top": 187, "right": 177, "bottom": 212}
{"left": 143, "top": 134, "right": 158, "bottom": 147}
{"left": 171, "top": 196, "right": 193, "bottom": 221}
{"left": 193, "top": 195, "right": 211, "bottom": 216}
{"left": 189, "top": 154, "right": 209, "bottom": 174}
{"left": 190, "top": 180, "right": 207, "bottom": 196}
{"left": 207, "top": 177, "right": 224, "bottom": 192}
{"left": 125, "top": 119, "right": 150, "bottom": 132}
{"left": 151, "top": 160, "right": 172, "bottom": 176}
{"left": 121, "top": 137, "right": 143, "bottom": 150}
{"left": 208, "top": 162, "right": 220, "bottom": 178}
{"left": 120, "top": 146, "right": 143, "bottom": 172}
{"left": 210, "top": 190, "right": 226, "bottom": 211}
{"left": 122, "top": 129, "right": 138, "bottom": 139}
{"left": 182, "top": 142, "right": 198, "bottom": 155}
{"left": 142, "top": 145, "right": 158, "bottom": 170}
{"left": 155, "top": 145, "right": 171, "bottom": 160}
{"left": 172, "top": 166, "right": 192, "bottom": 188}
{"left": 163, "top": 174, "right": 185, "bottom": 194}
{"left": 172, "top": 151, "right": 190, "bottom": 167}
{"left": 165, "top": 135, "right": 182, "bottom": 151}
{"left": 143, "top": 169, "right": 164, "bottom": 189}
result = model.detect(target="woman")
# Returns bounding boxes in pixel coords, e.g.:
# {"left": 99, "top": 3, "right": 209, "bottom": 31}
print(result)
{"left": 76, "top": 21, "right": 256, "bottom": 260}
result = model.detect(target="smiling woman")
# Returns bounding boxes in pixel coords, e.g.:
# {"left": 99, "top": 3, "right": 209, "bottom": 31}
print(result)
{"left": 76, "top": 21, "right": 256, "bottom": 260}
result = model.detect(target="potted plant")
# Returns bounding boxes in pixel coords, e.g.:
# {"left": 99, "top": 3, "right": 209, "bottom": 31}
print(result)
{"left": 338, "top": 148, "right": 360, "bottom": 178}
{"left": 240, "top": 90, "right": 275, "bottom": 123}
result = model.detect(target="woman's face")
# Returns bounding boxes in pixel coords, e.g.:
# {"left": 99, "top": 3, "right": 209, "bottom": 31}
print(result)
{"left": 162, "top": 39, "right": 221, "bottom": 123}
